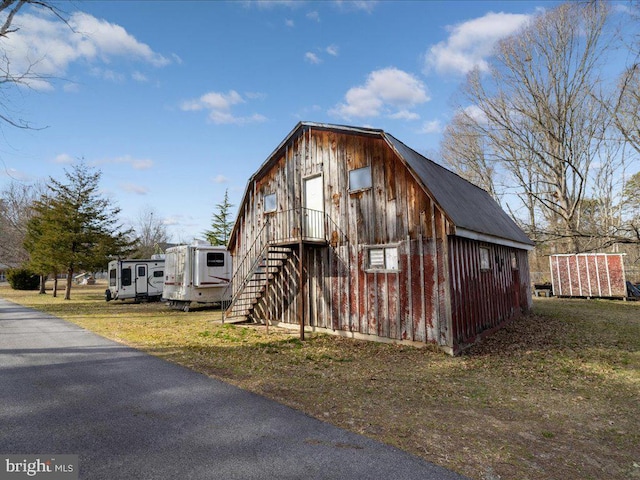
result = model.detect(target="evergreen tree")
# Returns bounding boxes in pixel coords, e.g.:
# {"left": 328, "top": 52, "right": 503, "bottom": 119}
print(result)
{"left": 24, "top": 163, "right": 134, "bottom": 300}
{"left": 204, "top": 189, "right": 234, "bottom": 246}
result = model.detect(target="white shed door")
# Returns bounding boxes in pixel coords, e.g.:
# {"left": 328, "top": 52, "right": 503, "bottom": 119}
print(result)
{"left": 303, "top": 175, "right": 324, "bottom": 240}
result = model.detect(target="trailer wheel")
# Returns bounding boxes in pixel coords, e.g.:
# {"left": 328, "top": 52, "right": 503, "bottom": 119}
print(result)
{"left": 105, "top": 289, "right": 112, "bottom": 302}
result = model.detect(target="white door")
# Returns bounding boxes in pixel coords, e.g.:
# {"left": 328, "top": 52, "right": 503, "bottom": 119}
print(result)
{"left": 135, "top": 264, "right": 148, "bottom": 295}
{"left": 303, "top": 175, "right": 324, "bottom": 239}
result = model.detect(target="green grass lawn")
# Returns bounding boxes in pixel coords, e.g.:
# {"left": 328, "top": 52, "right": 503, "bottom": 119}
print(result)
{"left": 1, "top": 283, "right": 638, "bottom": 480}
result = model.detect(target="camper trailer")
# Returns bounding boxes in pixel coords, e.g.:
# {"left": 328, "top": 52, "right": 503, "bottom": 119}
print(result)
{"left": 106, "top": 258, "right": 165, "bottom": 302}
{"left": 163, "top": 242, "right": 232, "bottom": 311}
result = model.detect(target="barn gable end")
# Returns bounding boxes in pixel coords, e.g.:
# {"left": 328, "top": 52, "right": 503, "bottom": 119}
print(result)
{"left": 226, "top": 122, "right": 533, "bottom": 354}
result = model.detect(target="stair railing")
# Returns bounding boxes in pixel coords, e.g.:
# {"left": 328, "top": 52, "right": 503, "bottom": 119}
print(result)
{"left": 222, "top": 208, "right": 349, "bottom": 320}
{"left": 222, "top": 218, "right": 272, "bottom": 318}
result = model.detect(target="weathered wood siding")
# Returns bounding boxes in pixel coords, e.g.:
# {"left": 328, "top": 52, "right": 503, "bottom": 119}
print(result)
{"left": 448, "top": 236, "right": 531, "bottom": 352}
{"left": 550, "top": 253, "right": 626, "bottom": 298}
{"left": 230, "top": 124, "right": 532, "bottom": 352}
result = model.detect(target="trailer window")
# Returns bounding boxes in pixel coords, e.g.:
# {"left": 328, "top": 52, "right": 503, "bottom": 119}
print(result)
{"left": 349, "top": 166, "right": 372, "bottom": 192}
{"left": 109, "top": 269, "right": 116, "bottom": 286}
{"left": 207, "top": 252, "right": 225, "bottom": 267}
{"left": 264, "top": 193, "right": 277, "bottom": 213}
{"left": 367, "top": 246, "right": 398, "bottom": 271}
{"left": 480, "top": 247, "right": 491, "bottom": 270}
{"left": 153, "top": 270, "right": 164, "bottom": 278}
{"left": 137, "top": 266, "right": 146, "bottom": 277}
{"left": 122, "top": 267, "right": 132, "bottom": 286}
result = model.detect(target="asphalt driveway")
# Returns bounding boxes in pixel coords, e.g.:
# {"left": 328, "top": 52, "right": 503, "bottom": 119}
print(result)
{"left": 0, "top": 298, "right": 468, "bottom": 479}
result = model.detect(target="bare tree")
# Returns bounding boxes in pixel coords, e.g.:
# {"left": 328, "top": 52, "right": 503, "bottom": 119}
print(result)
{"left": 441, "top": 112, "right": 498, "bottom": 201}
{"left": 452, "top": 2, "right": 619, "bottom": 252}
{"left": 0, "top": 180, "right": 43, "bottom": 265}
{"left": 613, "top": 1, "right": 640, "bottom": 154}
{"left": 131, "top": 206, "right": 170, "bottom": 258}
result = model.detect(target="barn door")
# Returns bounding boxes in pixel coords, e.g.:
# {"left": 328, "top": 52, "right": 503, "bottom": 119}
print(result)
{"left": 303, "top": 175, "right": 324, "bottom": 240}
{"left": 135, "top": 264, "right": 148, "bottom": 295}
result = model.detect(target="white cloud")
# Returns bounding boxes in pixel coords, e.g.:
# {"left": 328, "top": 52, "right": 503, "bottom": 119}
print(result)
{"left": 334, "top": 1, "right": 378, "bottom": 13}
{"left": 70, "top": 12, "right": 170, "bottom": 67}
{"left": 132, "top": 71, "right": 148, "bottom": 82}
{"left": 200, "top": 90, "right": 244, "bottom": 110}
{"left": 304, "top": 52, "right": 321, "bottom": 64}
{"left": 326, "top": 44, "right": 339, "bottom": 56}
{"left": 130, "top": 159, "right": 153, "bottom": 170}
{"left": 307, "top": 11, "right": 320, "bottom": 22}
{"left": 389, "top": 110, "right": 420, "bottom": 121}
{"left": 330, "top": 67, "right": 430, "bottom": 119}
{"left": 120, "top": 183, "right": 148, "bottom": 195}
{"left": 180, "top": 90, "right": 267, "bottom": 125}
{"left": 93, "top": 155, "right": 154, "bottom": 170}
{"left": 421, "top": 120, "right": 443, "bottom": 134}
{"left": 424, "top": 12, "right": 530, "bottom": 76}
{"left": 2, "top": 11, "right": 171, "bottom": 90}
{"left": 212, "top": 175, "right": 229, "bottom": 184}
{"left": 285, "top": 19, "right": 295, "bottom": 27}
{"left": 247, "top": 1, "right": 299, "bottom": 9}
{"left": 54, "top": 153, "right": 74, "bottom": 164}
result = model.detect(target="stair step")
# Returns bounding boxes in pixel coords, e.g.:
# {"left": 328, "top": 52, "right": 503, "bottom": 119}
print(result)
{"left": 226, "top": 244, "right": 295, "bottom": 321}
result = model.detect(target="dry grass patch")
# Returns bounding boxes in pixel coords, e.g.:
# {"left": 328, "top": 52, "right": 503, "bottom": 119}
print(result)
{"left": 1, "top": 284, "right": 638, "bottom": 480}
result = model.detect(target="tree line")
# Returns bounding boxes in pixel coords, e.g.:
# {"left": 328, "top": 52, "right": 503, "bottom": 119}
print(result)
{"left": 440, "top": 1, "right": 640, "bottom": 265}
{"left": 0, "top": 162, "right": 233, "bottom": 299}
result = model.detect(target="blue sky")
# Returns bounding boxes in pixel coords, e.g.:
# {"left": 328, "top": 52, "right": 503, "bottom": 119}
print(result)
{"left": 0, "top": 0, "right": 557, "bottom": 241}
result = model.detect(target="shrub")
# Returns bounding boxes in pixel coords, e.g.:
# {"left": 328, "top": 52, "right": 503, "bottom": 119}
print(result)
{"left": 6, "top": 268, "right": 40, "bottom": 290}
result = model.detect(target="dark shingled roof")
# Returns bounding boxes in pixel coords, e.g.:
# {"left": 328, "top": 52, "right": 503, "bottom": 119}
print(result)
{"left": 382, "top": 132, "right": 534, "bottom": 247}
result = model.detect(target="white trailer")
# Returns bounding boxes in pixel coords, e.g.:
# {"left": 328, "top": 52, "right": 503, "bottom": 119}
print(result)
{"left": 163, "top": 242, "right": 232, "bottom": 312}
{"left": 106, "top": 258, "right": 165, "bottom": 302}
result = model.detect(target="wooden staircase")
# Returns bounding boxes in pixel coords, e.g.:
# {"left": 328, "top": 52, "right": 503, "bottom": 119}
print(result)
{"left": 223, "top": 245, "right": 294, "bottom": 322}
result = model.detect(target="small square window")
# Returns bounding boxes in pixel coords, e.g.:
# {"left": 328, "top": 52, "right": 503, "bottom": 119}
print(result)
{"left": 367, "top": 246, "right": 398, "bottom": 271}
{"left": 349, "top": 166, "right": 372, "bottom": 192}
{"left": 264, "top": 193, "right": 277, "bottom": 213}
{"left": 480, "top": 247, "right": 491, "bottom": 270}
{"left": 369, "top": 248, "right": 385, "bottom": 268}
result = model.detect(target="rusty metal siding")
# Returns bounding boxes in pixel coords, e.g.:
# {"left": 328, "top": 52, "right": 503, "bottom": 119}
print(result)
{"left": 549, "top": 253, "right": 627, "bottom": 298}
{"left": 448, "top": 236, "right": 531, "bottom": 350}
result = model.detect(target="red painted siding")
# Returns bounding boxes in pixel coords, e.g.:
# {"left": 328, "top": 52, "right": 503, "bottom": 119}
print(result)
{"left": 448, "top": 236, "right": 531, "bottom": 350}
{"left": 549, "top": 254, "right": 627, "bottom": 298}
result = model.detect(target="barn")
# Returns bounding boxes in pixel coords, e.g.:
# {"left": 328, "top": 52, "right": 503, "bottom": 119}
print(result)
{"left": 225, "top": 122, "right": 534, "bottom": 354}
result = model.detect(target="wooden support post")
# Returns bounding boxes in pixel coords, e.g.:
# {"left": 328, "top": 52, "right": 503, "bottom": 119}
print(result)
{"left": 299, "top": 233, "right": 305, "bottom": 341}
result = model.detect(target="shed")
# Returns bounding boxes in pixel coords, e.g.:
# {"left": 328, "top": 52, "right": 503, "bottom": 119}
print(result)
{"left": 225, "top": 122, "right": 534, "bottom": 354}
{"left": 549, "top": 253, "right": 627, "bottom": 299}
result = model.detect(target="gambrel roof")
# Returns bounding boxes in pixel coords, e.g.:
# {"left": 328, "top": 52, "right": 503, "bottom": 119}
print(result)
{"left": 230, "top": 122, "right": 534, "bottom": 250}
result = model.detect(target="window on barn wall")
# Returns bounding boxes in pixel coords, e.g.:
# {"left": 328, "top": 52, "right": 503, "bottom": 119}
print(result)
{"left": 511, "top": 251, "right": 518, "bottom": 270}
{"left": 349, "top": 166, "right": 372, "bottom": 192}
{"left": 264, "top": 193, "right": 277, "bottom": 213}
{"left": 367, "top": 246, "right": 399, "bottom": 271}
{"left": 480, "top": 247, "right": 491, "bottom": 270}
